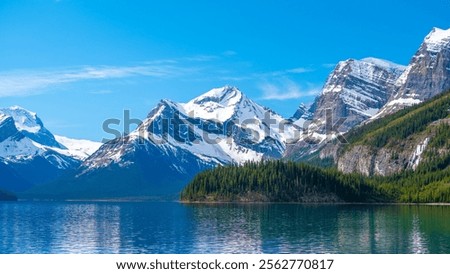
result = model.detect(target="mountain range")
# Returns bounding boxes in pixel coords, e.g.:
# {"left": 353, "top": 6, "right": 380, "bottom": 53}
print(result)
{"left": 2, "top": 27, "right": 449, "bottom": 200}
{"left": 0, "top": 106, "right": 101, "bottom": 193}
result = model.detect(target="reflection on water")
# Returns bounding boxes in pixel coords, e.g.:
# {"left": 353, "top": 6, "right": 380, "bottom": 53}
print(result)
{"left": 0, "top": 202, "right": 449, "bottom": 254}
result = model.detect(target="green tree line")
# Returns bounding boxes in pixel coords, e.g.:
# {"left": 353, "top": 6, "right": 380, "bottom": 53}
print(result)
{"left": 181, "top": 161, "right": 387, "bottom": 203}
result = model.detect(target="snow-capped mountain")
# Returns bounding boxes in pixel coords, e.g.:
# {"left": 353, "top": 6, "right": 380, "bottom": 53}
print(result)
{"left": 287, "top": 27, "right": 450, "bottom": 160}
{"left": 374, "top": 27, "right": 450, "bottom": 118}
{"left": 0, "top": 106, "right": 63, "bottom": 148}
{"left": 35, "top": 87, "right": 301, "bottom": 199}
{"left": 0, "top": 106, "right": 101, "bottom": 192}
{"left": 85, "top": 86, "right": 299, "bottom": 170}
{"left": 311, "top": 57, "right": 405, "bottom": 134}
{"left": 285, "top": 57, "right": 405, "bottom": 158}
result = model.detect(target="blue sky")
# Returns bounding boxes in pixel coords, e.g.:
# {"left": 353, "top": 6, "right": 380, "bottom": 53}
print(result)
{"left": 0, "top": 0, "right": 449, "bottom": 141}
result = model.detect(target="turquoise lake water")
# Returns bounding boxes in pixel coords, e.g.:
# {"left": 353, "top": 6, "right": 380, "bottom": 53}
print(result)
{"left": 0, "top": 202, "right": 449, "bottom": 254}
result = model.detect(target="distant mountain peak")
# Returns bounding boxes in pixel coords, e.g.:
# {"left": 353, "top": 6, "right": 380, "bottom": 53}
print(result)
{"left": 322, "top": 57, "right": 404, "bottom": 95}
{"left": 423, "top": 27, "right": 450, "bottom": 53}
{"left": 0, "top": 105, "right": 41, "bottom": 134}
{"left": 374, "top": 27, "right": 450, "bottom": 118}
{"left": 182, "top": 86, "right": 245, "bottom": 121}
{"left": 189, "top": 86, "right": 243, "bottom": 106}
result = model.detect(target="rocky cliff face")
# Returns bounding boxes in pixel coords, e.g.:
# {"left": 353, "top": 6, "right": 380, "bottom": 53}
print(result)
{"left": 336, "top": 139, "right": 430, "bottom": 176}
{"left": 374, "top": 27, "right": 450, "bottom": 118}
{"left": 330, "top": 28, "right": 450, "bottom": 176}
{"left": 312, "top": 58, "right": 405, "bottom": 133}
{"left": 289, "top": 27, "right": 450, "bottom": 166}
{"left": 285, "top": 58, "right": 405, "bottom": 159}
{"left": 319, "top": 91, "right": 450, "bottom": 176}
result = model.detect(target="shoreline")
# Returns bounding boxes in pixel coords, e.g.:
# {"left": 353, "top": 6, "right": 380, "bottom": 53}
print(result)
{"left": 179, "top": 200, "right": 450, "bottom": 206}
{"left": 7, "top": 198, "right": 450, "bottom": 206}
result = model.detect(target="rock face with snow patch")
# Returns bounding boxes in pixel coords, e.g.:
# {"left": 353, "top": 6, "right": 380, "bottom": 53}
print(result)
{"left": 310, "top": 58, "right": 405, "bottom": 134}
{"left": 375, "top": 27, "right": 450, "bottom": 117}
{"left": 285, "top": 58, "right": 405, "bottom": 159}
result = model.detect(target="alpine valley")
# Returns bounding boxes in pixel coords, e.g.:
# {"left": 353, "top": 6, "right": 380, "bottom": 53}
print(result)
{"left": 3, "top": 27, "right": 450, "bottom": 201}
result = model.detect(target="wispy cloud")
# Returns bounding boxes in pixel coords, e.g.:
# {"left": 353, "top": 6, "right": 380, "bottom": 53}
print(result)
{"left": 90, "top": 89, "right": 113, "bottom": 95}
{"left": 286, "top": 67, "right": 314, "bottom": 74}
{"left": 222, "top": 50, "right": 237, "bottom": 57}
{"left": 259, "top": 80, "right": 320, "bottom": 100}
{"left": 257, "top": 67, "right": 314, "bottom": 78}
{"left": 217, "top": 67, "right": 314, "bottom": 82}
{"left": 0, "top": 63, "right": 189, "bottom": 97}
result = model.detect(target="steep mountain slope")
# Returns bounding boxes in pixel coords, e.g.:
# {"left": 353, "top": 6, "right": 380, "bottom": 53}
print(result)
{"left": 374, "top": 27, "right": 450, "bottom": 118}
{"left": 287, "top": 27, "right": 450, "bottom": 160}
{"left": 290, "top": 103, "right": 313, "bottom": 128}
{"left": 30, "top": 86, "right": 301, "bottom": 199}
{"left": 286, "top": 57, "right": 405, "bottom": 158}
{"left": 313, "top": 58, "right": 405, "bottom": 132}
{"left": 0, "top": 106, "right": 100, "bottom": 193}
{"left": 313, "top": 90, "right": 450, "bottom": 177}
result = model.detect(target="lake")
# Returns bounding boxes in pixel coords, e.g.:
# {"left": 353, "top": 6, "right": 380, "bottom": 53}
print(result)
{"left": 0, "top": 201, "right": 449, "bottom": 254}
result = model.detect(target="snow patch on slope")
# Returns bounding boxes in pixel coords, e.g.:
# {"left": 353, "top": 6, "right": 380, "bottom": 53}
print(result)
{"left": 55, "top": 135, "right": 102, "bottom": 160}
{"left": 361, "top": 57, "right": 406, "bottom": 71}
{"left": 423, "top": 27, "right": 450, "bottom": 53}
{"left": 0, "top": 137, "right": 41, "bottom": 160}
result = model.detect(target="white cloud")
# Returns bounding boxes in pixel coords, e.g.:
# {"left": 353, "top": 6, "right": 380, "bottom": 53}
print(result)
{"left": 260, "top": 80, "right": 320, "bottom": 100}
{"left": 222, "top": 50, "right": 237, "bottom": 57}
{"left": 286, "top": 67, "right": 314, "bottom": 74}
{"left": 0, "top": 64, "right": 188, "bottom": 98}
{"left": 90, "top": 90, "right": 113, "bottom": 95}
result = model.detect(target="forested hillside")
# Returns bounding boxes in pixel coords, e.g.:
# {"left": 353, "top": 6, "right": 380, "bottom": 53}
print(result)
{"left": 180, "top": 161, "right": 386, "bottom": 203}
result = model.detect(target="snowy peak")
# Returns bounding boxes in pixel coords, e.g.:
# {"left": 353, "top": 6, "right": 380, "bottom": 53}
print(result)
{"left": 323, "top": 58, "right": 405, "bottom": 94}
{"left": 88, "top": 86, "right": 299, "bottom": 173}
{"left": 375, "top": 27, "right": 450, "bottom": 118}
{"left": 190, "top": 86, "right": 243, "bottom": 106}
{"left": 0, "top": 105, "right": 64, "bottom": 148}
{"left": 423, "top": 27, "right": 450, "bottom": 53}
{"left": 182, "top": 86, "right": 245, "bottom": 122}
{"left": 0, "top": 106, "right": 41, "bottom": 133}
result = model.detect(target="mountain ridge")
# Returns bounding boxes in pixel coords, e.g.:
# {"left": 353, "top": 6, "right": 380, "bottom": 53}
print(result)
{"left": 0, "top": 106, "right": 101, "bottom": 193}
